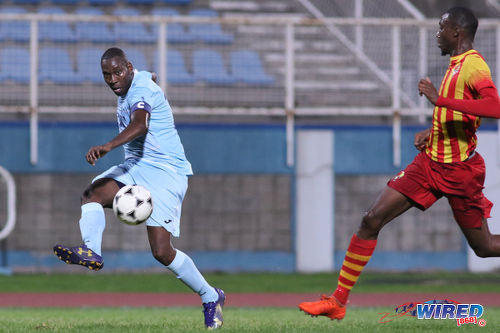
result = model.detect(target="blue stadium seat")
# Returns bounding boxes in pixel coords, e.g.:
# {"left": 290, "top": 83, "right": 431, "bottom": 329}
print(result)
{"left": 126, "top": 49, "right": 149, "bottom": 71}
{"left": 151, "top": 8, "right": 194, "bottom": 44}
{"left": 0, "top": 47, "right": 30, "bottom": 83}
{"left": 231, "top": 50, "right": 275, "bottom": 86}
{"left": 76, "top": 48, "right": 106, "bottom": 84}
{"left": 38, "top": 7, "right": 77, "bottom": 43}
{"left": 0, "top": 7, "right": 30, "bottom": 42}
{"left": 188, "top": 9, "right": 233, "bottom": 44}
{"left": 88, "top": 0, "right": 117, "bottom": 5}
{"left": 75, "top": 7, "right": 115, "bottom": 43}
{"left": 113, "top": 8, "right": 155, "bottom": 44}
{"left": 192, "top": 49, "right": 235, "bottom": 85}
{"left": 158, "top": 0, "right": 192, "bottom": 4}
{"left": 126, "top": 0, "right": 155, "bottom": 5}
{"left": 50, "top": 0, "right": 79, "bottom": 5}
{"left": 155, "top": 49, "right": 196, "bottom": 85}
{"left": 11, "top": 0, "right": 40, "bottom": 5}
{"left": 39, "top": 47, "right": 78, "bottom": 84}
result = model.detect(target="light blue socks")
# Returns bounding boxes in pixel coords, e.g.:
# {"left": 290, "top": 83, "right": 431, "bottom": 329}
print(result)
{"left": 79, "top": 202, "right": 106, "bottom": 256}
{"left": 167, "top": 250, "right": 218, "bottom": 303}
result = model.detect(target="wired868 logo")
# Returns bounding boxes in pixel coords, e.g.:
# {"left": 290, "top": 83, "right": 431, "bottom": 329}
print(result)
{"left": 417, "top": 302, "right": 486, "bottom": 327}
{"left": 378, "top": 299, "right": 487, "bottom": 327}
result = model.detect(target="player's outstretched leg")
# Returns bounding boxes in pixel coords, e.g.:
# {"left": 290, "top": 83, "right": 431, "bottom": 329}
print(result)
{"left": 53, "top": 244, "right": 104, "bottom": 271}
{"left": 299, "top": 234, "right": 377, "bottom": 321}
{"left": 203, "top": 287, "right": 225, "bottom": 330}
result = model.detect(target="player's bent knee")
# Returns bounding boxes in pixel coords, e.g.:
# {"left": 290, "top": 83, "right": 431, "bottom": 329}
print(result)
{"left": 359, "top": 211, "right": 383, "bottom": 236}
{"left": 471, "top": 244, "right": 493, "bottom": 258}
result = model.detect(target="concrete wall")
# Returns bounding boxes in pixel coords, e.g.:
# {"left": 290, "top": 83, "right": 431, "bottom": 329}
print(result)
{"left": 0, "top": 121, "right": 489, "bottom": 272}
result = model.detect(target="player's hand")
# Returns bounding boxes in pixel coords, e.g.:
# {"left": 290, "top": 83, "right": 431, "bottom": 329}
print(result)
{"left": 418, "top": 77, "right": 439, "bottom": 105}
{"left": 86, "top": 143, "right": 112, "bottom": 166}
{"left": 414, "top": 128, "right": 431, "bottom": 151}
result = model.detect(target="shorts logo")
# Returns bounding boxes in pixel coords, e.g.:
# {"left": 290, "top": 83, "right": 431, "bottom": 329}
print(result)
{"left": 392, "top": 171, "right": 405, "bottom": 181}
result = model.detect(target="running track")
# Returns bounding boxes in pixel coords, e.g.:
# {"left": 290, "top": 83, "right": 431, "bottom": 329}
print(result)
{"left": 0, "top": 293, "right": 499, "bottom": 307}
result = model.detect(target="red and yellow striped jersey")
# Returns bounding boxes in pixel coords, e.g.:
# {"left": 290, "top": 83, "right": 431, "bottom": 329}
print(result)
{"left": 426, "top": 49, "right": 495, "bottom": 163}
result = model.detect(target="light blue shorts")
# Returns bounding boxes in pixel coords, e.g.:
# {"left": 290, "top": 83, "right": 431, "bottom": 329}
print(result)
{"left": 93, "top": 159, "right": 188, "bottom": 237}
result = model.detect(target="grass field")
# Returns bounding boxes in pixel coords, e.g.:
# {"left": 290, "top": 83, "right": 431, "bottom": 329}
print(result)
{"left": 0, "top": 307, "right": 498, "bottom": 332}
{"left": 0, "top": 272, "right": 498, "bottom": 332}
{"left": 0, "top": 271, "right": 499, "bottom": 293}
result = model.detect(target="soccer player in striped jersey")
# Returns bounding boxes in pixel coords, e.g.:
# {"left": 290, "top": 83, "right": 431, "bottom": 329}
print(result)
{"left": 299, "top": 7, "right": 500, "bottom": 321}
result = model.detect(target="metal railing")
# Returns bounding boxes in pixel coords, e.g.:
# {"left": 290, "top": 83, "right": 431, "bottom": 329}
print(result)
{"left": 0, "top": 13, "right": 499, "bottom": 167}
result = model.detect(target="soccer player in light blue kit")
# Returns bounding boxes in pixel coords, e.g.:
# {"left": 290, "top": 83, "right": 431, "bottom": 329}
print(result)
{"left": 53, "top": 47, "right": 225, "bottom": 329}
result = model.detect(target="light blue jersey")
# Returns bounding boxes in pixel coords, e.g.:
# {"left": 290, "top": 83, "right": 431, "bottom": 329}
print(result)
{"left": 117, "top": 70, "right": 192, "bottom": 175}
{"left": 94, "top": 70, "right": 192, "bottom": 236}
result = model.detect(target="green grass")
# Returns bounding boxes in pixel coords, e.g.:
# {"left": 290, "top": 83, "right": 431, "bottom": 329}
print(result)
{"left": 0, "top": 307, "right": 498, "bottom": 333}
{"left": 0, "top": 272, "right": 499, "bottom": 332}
{"left": 0, "top": 271, "right": 499, "bottom": 293}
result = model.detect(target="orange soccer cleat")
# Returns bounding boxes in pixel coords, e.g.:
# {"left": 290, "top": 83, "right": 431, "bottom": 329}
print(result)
{"left": 298, "top": 295, "right": 346, "bottom": 321}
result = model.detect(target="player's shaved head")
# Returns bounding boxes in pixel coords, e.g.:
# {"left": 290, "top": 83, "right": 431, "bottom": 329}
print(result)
{"left": 102, "top": 47, "right": 128, "bottom": 65}
{"left": 445, "top": 7, "right": 478, "bottom": 40}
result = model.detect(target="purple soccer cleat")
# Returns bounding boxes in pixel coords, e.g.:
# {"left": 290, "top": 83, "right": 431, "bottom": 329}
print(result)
{"left": 203, "top": 288, "right": 225, "bottom": 329}
{"left": 53, "top": 244, "right": 104, "bottom": 271}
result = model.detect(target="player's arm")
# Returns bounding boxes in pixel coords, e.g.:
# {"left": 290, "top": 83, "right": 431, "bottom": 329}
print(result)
{"left": 86, "top": 107, "right": 150, "bottom": 166}
{"left": 419, "top": 73, "right": 500, "bottom": 118}
{"left": 435, "top": 86, "right": 500, "bottom": 118}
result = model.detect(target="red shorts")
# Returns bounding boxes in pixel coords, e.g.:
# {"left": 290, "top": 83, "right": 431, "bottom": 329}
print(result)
{"left": 387, "top": 151, "right": 492, "bottom": 229}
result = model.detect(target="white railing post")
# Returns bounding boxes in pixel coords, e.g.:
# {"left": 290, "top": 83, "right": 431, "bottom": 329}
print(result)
{"left": 392, "top": 25, "right": 401, "bottom": 167}
{"left": 157, "top": 22, "right": 168, "bottom": 96}
{"left": 354, "top": 0, "right": 363, "bottom": 52}
{"left": 29, "top": 17, "right": 39, "bottom": 166}
{"left": 285, "top": 23, "right": 295, "bottom": 167}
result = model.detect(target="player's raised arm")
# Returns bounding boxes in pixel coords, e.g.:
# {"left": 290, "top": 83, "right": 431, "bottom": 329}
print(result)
{"left": 86, "top": 109, "right": 150, "bottom": 166}
{"left": 419, "top": 75, "right": 500, "bottom": 119}
{"left": 435, "top": 85, "right": 500, "bottom": 118}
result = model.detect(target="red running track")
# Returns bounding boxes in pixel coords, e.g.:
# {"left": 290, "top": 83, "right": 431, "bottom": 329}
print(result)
{"left": 0, "top": 293, "right": 499, "bottom": 307}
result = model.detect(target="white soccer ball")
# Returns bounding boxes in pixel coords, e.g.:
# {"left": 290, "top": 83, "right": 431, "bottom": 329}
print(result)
{"left": 113, "top": 184, "right": 153, "bottom": 225}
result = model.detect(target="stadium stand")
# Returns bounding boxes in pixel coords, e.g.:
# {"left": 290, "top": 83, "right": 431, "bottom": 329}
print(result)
{"left": 74, "top": 7, "right": 116, "bottom": 43}
{"left": 230, "top": 50, "right": 275, "bottom": 86}
{"left": 126, "top": 0, "right": 155, "bottom": 5}
{"left": 76, "top": 47, "right": 106, "bottom": 84}
{"left": 39, "top": 47, "right": 78, "bottom": 84}
{"left": 11, "top": 0, "right": 40, "bottom": 5}
{"left": 188, "top": 8, "right": 234, "bottom": 44}
{"left": 0, "top": 6, "right": 30, "bottom": 42}
{"left": 192, "top": 49, "right": 236, "bottom": 85}
{"left": 112, "top": 7, "right": 156, "bottom": 44}
{"left": 87, "top": 0, "right": 117, "bottom": 6}
{"left": 155, "top": 49, "right": 197, "bottom": 85}
{"left": 126, "top": 48, "right": 150, "bottom": 71}
{"left": 50, "top": 0, "right": 79, "bottom": 5}
{"left": 0, "top": 47, "right": 30, "bottom": 83}
{"left": 38, "top": 6, "right": 77, "bottom": 43}
{"left": 151, "top": 7, "right": 195, "bottom": 44}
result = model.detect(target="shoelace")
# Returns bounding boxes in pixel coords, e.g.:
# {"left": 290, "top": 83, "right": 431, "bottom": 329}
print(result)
{"left": 202, "top": 302, "right": 216, "bottom": 326}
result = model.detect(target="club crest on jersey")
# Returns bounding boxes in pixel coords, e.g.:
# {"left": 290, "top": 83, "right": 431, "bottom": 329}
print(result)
{"left": 392, "top": 171, "right": 405, "bottom": 181}
{"left": 452, "top": 64, "right": 461, "bottom": 76}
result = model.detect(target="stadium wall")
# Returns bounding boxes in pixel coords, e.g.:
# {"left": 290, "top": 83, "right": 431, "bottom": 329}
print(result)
{"left": 1, "top": 121, "right": 487, "bottom": 272}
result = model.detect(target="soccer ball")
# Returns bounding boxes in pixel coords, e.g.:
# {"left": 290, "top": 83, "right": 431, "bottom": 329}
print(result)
{"left": 113, "top": 185, "right": 153, "bottom": 225}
